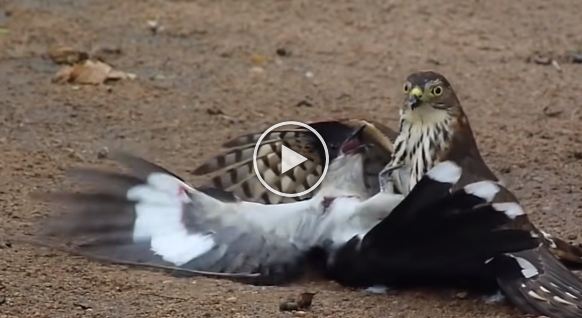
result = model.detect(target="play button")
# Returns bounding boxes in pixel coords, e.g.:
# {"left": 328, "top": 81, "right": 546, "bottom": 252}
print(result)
{"left": 281, "top": 145, "right": 308, "bottom": 174}
{"left": 253, "top": 121, "right": 329, "bottom": 198}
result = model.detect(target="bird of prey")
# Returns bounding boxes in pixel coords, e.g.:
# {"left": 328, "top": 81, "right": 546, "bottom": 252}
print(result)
{"left": 191, "top": 119, "right": 398, "bottom": 204}
{"left": 374, "top": 70, "right": 582, "bottom": 318}
{"left": 36, "top": 127, "right": 408, "bottom": 285}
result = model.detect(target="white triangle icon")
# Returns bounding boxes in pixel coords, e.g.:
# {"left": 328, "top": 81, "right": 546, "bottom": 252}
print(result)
{"left": 281, "top": 145, "right": 308, "bottom": 174}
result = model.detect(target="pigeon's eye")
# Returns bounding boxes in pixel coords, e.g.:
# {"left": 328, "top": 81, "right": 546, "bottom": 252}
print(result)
{"left": 431, "top": 86, "right": 443, "bottom": 96}
{"left": 403, "top": 82, "right": 411, "bottom": 93}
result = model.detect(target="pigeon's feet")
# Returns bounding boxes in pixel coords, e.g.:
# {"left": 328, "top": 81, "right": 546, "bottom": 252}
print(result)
{"left": 482, "top": 290, "right": 506, "bottom": 305}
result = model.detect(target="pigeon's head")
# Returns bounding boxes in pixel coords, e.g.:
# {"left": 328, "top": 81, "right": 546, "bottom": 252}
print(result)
{"left": 338, "top": 125, "right": 367, "bottom": 157}
{"left": 326, "top": 125, "right": 367, "bottom": 176}
{"left": 321, "top": 125, "right": 368, "bottom": 193}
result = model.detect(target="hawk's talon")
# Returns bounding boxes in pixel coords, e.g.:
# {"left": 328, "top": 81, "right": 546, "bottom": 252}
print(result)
{"left": 378, "top": 163, "right": 403, "bottom": 193}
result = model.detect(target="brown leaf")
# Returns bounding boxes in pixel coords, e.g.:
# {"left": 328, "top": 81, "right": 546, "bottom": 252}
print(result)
{"left": 296, "top": 292, "right": 316, "bottom": 309}
{"left": 52, "top": 60, "right": 136, "bottom": 85}
{"left": 48, "top": 46, "right": 89, "bottom": 65}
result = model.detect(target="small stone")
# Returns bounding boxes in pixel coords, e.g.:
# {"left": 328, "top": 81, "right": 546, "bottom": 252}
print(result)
{"left": 206, "top": 107, "right": 224, "bottom": 115}
{"left": 73, "top": 301, "right": 91, "bottom": 310}
{"left": 225, "top": 296, "right": 237, "bottom": 302}
{"left": 455, "top": 291, "right": 469, "bottom": 299}
{"left": 279, "top": 301, "right": 299, "bottom": 311}
{"left": 276, "top": 48, "right": 290, "bottom": 57}
{"left": 97, "top": 147, "right": 109, "bottom": 159}
{"left": 293, "top": 311, "right": 307, "bottom": 317}
{"left": 571, "top": 53, "right": 582, "bottom": 64}
{"left": 250, "top": 66, "right": 265, "bottom": 74}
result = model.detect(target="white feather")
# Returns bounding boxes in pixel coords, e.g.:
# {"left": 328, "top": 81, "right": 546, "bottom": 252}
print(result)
{"left": 151, "top": 232, "right": 215, "bottom": 266}
{"left": 492, "top": 202, "right": 525, "bottom": 219}
{"left": 463, "top": 181, "right": 500, "bottom": 202}
{"left": 483, "top": 290, "right": 506, "bottom": 304}
{"left": 365, "top": 285, "right": 391, "bottom": 294}
{"left": 127, "top": 174, "right": 219, "bottom": 265}
{"left": 514, "top": 256, "right": 539, "bottom": 278}
{"left": 426, "top": 161, "right": 462, "bottom": 184}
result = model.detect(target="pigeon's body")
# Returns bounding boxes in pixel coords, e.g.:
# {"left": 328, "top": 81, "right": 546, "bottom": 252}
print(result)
{"left": 39, "top": 131, "right": 406, "bottom": 285}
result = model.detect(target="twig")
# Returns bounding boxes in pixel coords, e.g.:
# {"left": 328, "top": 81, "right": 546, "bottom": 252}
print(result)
{"left": 139, "top": 292, "right": 189, "bottom": 301}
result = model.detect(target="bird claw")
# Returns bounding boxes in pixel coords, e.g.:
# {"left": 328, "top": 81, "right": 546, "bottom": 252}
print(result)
{"left": 378, "top": 163, "right": 403, "bottom": 193}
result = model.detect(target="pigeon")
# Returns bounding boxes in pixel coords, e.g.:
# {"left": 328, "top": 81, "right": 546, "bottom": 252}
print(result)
{"left": 36, "top": 126, "right": 406, "bottom": 285}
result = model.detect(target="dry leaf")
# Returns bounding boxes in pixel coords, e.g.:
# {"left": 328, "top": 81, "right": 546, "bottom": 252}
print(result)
{"left": 251, "top": 54, "right": 268, "bottom": 65}
{"left": 296, "top": 292, "right": 316, "bottom": 309}
{"left": 53, "top": 59, "right": 136, "bottom": 85}
{"left": 48, "top": 46, "right": 88, "bottom": 65}
{"left": 279, "top": 291, "right": 317, "bottom": 312}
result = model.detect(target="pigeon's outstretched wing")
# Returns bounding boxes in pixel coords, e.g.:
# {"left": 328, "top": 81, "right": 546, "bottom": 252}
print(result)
{"left": 38, "top": 152, "right": 320, "bottom": 285}
{"left": 192, "top": 119, "right": 398, "bottom": 204}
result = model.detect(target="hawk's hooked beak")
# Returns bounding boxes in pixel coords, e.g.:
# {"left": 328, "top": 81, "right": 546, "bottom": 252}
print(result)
{"left": 340, "top": 125, "right": 367, "bottom": 155}
{"left": 407, "top": 86, "right": 423, "bottom": 109}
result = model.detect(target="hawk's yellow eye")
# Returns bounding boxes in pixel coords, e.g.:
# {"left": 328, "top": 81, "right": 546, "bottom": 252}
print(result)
{"left": 431, "top": 86, "right": 443, "bottom": 96}
{"left": 403, "top": 82, "right": 412, "bottom": 93}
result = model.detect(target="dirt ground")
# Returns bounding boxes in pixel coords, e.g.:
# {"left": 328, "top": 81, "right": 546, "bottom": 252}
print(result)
{"left": 1, "top": 0, "right": 582, "bottom": 317}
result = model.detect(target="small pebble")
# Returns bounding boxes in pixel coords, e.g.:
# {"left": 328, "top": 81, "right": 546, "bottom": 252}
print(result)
{"left": 455, "top": 291, "right": 469, "bottom": 299}
{"left": 276, "top": 48, "right": 290, "bottom": 56}
{"left": 97, "top": 147, "right": 109, "bottom": 159}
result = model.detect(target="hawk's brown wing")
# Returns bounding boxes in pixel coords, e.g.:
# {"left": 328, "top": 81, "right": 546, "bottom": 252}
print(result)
{"left": 192, "top": 119, "right": 398, "bottom": 204}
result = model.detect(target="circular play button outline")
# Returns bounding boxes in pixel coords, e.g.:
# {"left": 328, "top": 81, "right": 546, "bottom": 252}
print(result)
{"left": 252, "top": 121, "right": 329, "bottom": 198}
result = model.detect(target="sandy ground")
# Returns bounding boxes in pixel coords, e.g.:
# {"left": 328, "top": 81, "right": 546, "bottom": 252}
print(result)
{"left": 1, "top": 0, "right": 582, "bottom": 317}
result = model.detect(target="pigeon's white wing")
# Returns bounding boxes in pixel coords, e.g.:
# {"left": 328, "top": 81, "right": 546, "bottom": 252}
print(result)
{"left": 41, "top": 153, "right": 319, "bottom": 285}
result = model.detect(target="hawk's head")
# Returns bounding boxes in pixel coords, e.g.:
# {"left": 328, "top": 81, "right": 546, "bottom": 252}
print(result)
{"left": 401, "top": 71, "right": 464, "bottom": 124}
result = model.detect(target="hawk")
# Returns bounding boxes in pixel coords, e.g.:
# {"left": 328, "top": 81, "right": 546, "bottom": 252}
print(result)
{"left": 374, "top": 70, "right": 582, "bottom": 318}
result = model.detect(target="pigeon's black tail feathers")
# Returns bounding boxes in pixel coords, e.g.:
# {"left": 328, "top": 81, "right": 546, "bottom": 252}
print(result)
{"left": 489, "top": 247, "right": 582, "bottom": 318}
